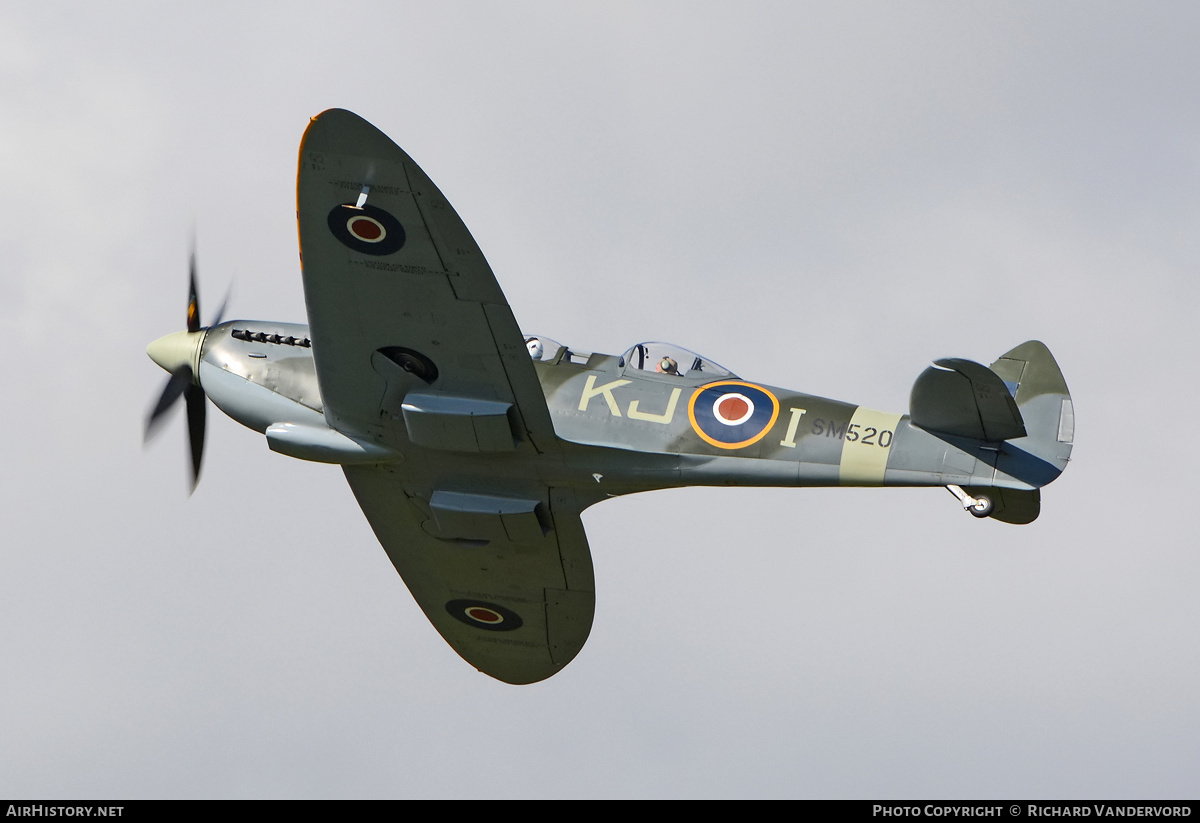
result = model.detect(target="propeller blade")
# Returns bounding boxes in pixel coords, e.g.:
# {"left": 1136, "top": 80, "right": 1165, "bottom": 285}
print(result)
{"left": 145, "top": 365, "right": 193, "bottom": 442}
{"left": 147, "top": 239, "right": 223, "bottom": 492}
{"left": 185, "top": 382, "right": 206, "bottom": 492}
{"left": 187, "top": 248, "right": 200, "bottom": 333}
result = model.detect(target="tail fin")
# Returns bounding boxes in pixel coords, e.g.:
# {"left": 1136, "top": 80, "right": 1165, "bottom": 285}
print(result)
{"left": 988, "top": 340, "right": 1074, "bottom": 479}
{"left": 912, "top": 341, "right": 1074, "bottom": 523}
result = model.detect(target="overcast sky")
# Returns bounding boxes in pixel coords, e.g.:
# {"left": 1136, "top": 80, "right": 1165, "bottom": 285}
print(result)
{"left": 2, "top": 2, "right": 1198, "bottom": 799}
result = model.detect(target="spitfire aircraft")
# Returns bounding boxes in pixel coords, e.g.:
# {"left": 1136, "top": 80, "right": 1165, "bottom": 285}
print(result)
{"left": 146, "top": 109, "right": 1074, "bottom": 684}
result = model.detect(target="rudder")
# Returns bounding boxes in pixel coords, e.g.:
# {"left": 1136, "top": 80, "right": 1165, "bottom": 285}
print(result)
{"left": 988, "top": 340, "right": 1074, "bottom": 468}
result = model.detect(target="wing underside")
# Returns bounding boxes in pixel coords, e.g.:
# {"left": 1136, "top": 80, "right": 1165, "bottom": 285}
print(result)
{"left": 296, "top": 108, "right": 555, "bottom": 450}
{"left": 345, "top": 467, "right": 595, "bottom": 684}
{"left": 297, "top": 109, "right": 594, "bottom": 683}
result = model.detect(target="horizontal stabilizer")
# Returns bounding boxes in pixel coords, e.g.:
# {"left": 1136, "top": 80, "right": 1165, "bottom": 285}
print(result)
{"left": 910, "top": 357, "right": 1027, "bottom": 442}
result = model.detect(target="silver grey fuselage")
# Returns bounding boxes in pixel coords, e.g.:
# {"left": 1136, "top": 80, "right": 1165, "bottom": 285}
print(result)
{"left": 184, "top": 321, "right": 1069, "bottom": 502}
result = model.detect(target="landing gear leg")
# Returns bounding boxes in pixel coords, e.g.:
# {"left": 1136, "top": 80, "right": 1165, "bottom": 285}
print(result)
{"left": 946, "top": 485, "right": 994, "bottom": 518}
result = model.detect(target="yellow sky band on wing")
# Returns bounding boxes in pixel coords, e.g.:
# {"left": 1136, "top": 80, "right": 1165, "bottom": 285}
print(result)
{"left": 838, "top": 406, "right": 903, "bottom": 485}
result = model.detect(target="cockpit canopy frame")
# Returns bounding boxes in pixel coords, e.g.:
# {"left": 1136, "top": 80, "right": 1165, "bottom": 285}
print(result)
{"left": 619, "top": 342, "right": 736, "bottom": 380}
{"left": 523, "top": 334, "right": 736, "bottom": 379}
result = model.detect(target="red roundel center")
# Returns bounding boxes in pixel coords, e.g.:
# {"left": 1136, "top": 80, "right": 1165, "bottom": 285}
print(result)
{"left": 718, "top": 396, "right": 748, "bottom": 420}
{"left": 714, "top": 393, "right": 753, "bottom": 425}
{"left": 466, "top": 607, "right": 503, "bottom": 624}
{"left": 348, "top": 216, "right": 384, "bottom": 242}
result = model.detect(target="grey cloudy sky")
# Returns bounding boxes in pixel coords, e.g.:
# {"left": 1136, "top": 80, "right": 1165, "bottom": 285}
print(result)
{"left": 2, "top": 1, "right": 1197, "bottom": 798}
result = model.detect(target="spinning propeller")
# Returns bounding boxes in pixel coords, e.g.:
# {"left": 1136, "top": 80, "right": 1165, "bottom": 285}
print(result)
{"left": 145, "top": 249, "right": 228, "bottom": 491}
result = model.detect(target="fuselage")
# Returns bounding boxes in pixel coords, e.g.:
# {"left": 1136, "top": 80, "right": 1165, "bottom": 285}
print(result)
{"left": 149, "top": 321, "right": 1067, "bottom": 501}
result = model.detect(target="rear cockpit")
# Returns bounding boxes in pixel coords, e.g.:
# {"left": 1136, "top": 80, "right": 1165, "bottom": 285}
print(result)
{"left": 523, "top": 335, "right": 595, "bottom": 366}
{"left": 524, "top": 335, "right": 564, "bottom": 362}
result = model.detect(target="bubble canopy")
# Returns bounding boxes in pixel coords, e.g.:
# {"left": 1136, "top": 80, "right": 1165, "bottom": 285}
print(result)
{"left": 619, "top": 342, "right": 736, "bottom": 379}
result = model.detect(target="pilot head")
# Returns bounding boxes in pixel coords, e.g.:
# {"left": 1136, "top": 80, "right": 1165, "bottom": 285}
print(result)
{"left": 526, "top": 337, "right": 544, "bottom": 360}
{"left": 657, "top": 357, "right": 679, "bottom": 375}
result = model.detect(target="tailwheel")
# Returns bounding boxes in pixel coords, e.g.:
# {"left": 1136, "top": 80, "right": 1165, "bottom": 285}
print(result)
{"left": 946, "top": 485, "right": 994, "bottom": 519}
{"left": 968, "top": 496, "right": 994, "bottom": 518}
